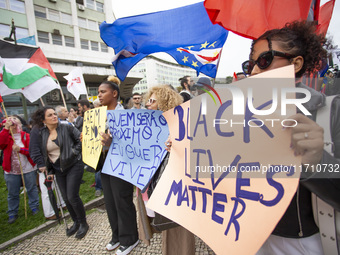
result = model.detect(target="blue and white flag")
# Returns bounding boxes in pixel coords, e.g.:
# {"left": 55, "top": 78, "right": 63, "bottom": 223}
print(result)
{"left": 100, "top": 2, "right": 228, "bottom": 81}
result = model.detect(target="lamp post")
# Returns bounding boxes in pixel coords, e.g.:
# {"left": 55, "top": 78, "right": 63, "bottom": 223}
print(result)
{"left": 4, "top": 19, "right": 28, "bottom": 121}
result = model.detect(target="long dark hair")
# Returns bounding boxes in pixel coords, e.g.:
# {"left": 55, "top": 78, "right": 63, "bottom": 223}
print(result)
{"left": 31, "top": 106, "right": 55, "bottom": 127}
{"left": 251, "top": 21, "right": 328, "bottom": 78}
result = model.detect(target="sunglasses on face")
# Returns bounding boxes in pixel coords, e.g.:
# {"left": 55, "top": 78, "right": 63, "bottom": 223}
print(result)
{"left": 242, "top": 50, "right": 296, "bottom": 75}
{"left": 133, "top": 97, "right": 141, "bottom": 100}
{"left": 147, "top": 98, "right": 157, "bottom": 104}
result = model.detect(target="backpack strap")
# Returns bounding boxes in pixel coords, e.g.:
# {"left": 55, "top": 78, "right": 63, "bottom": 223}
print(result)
{"left": 314, "top": 95, "right": 339, "bottom": 255}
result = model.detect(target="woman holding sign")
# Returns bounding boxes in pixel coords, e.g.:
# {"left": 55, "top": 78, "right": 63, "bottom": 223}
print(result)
{"left": 99, "top": 76, "right": 139, "bottom": 255}
{"left": 31, "top": 106, "right": 88, "bottom": 239}
{"left": 241, "top": 21, "right": 340, "bottom": 254}
{"left": 144, "top": 85, "right": 196, "bottom": 255}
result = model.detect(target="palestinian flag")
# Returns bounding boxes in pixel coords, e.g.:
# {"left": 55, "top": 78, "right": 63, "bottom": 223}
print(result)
{"left": 0, "top": 39, "right": 60, "bottom": 102}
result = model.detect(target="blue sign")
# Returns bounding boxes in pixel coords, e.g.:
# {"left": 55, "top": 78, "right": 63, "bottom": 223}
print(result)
{"left": 102, "top": 109, "right": 169, "bottom": 191}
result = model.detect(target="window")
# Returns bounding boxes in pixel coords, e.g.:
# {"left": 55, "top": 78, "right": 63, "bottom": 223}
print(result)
{"left": 38, "top": 31, "right": 49, "bottom": 43}
{"left": 100, "top": 43, "right": 108, "bottom": 52}
{"left": 0, "top": 24, "right": 10, "bottom": 38}
{"left": 81, "top": 39, "right": 89, "bottom": 49}
{"left": 65, "top": 36, "right": 74, "bottom": 47}
{"left": 34, "top": 5, "right": 46, "bottom": 18}
{"left": 9, "top": 0, "right": 24, "bottom": 13}
{"left": 0, "top": 0, "right": 7, "bottom": 8}
{"left": 88, "top": 20, "right": 97, "bottom": 31}
{"left": 15, "top": 27, "right": 28, "bottom": 39}
{"left": 91, "top": 41, "right": 99, "bottom": 51}
{"left": 86, "top": 0, "right": 94, "bottom": 9}
{"left": 96, "top": 1, "right": 103, "bottom": 12}
{"left": 52, "top": 34, "right": 62, "bottom": 45}
{"left": 78, "top": 17, "right": 87, "bottom": 28}
{"left": 61, "top": 12, "right": 72, "bottom": 25}
{"left": 48, "top": 9, "right": 60, "bottom": 22}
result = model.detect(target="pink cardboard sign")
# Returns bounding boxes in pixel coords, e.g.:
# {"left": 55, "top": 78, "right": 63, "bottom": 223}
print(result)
{"left": 147, "top": 66, "right": 301, "bottom": 255}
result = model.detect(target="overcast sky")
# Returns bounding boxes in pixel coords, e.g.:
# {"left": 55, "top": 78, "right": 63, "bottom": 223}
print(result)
{"left": 111, "top": 0, "right": 340, "bottom": 78}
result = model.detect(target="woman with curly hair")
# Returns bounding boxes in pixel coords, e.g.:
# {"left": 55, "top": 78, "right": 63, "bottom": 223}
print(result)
{"left": 143, "top": 85, "right": 195, "bottom": 255}
{"left": 30, "top": 106, "right": 88, "bottom": 239}
{"left": 241, "top": 21, "right": 340, "bottom": 254}
{"left": 99, "top": 76, "right": 139, "bottom": 255}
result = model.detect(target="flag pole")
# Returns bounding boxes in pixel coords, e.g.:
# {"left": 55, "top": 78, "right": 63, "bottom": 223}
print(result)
{"left": 40, "top": 98, "right": 45, "bottom": 107}
{"left": 57, "top": 81, "right": 67, "bottom": 108}
{"left": 0, "top": 96, "right": 28, "bottom": 219}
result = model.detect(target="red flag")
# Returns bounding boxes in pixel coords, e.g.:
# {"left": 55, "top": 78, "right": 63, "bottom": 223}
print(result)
{"left": 316, "top": 0, "right": 335, "bottom": 35}
{"left": 204, "top": 0, "right": 312, "bottom": 39}
{"left": 28, "top": 48, "right": 57, "bottom": 79}
{"left": 233, "top": 72, "right": 238, "bottom": 81}
{"left": 0, "top": 95, "right": 3, "bottom": 103}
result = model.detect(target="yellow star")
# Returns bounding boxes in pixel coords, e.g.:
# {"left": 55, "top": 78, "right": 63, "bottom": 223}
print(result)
{"left": 177, "top": 48, "right": 183, "bottom": 53}
{"left": 192, "top": 61, "right": 198, "bottom": 67}
{"left": 182, "top": 56, "right": 189, "bottom": 63}
{"left": 208, "top": 41, "right": 217, "bottom": 48}
{"left": 187, "top": 46, "right": 194, "bottom": 50}
{"left": 200, "top": 41, "right": 209, "bottom": 49}
{"left": 213, "top": 50, "right": 219, "bottom": 57}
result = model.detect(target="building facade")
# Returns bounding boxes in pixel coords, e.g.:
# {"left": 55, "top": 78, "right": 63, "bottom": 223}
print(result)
{"left": 0, "top": 0, "right": 142, "bottom": 118}
{"left": 132, "top": 55, "right": 198, "bottom": 94}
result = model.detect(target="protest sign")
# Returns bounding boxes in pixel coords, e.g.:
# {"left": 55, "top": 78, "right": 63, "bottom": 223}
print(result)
{"left": 82, "top": 106, "right": 107, "bottom": 169}
{"left": 147, "top": 65, "right": 301, "bottom": 255}
{"left": 101, "top": 109, "right": 169, "bottom": 191}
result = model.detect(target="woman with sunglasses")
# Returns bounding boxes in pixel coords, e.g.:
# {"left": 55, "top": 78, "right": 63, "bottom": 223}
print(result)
{"left": 143, "top": 85, "right": 196, "bottom": 255}
{"left": 242, "top": 21, "right": 340, "bottom": 254}
{"left": 99, "top": 76, "right": 139, "bottom": 255}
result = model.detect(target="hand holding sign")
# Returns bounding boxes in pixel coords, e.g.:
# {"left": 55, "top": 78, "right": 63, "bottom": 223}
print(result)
{"left": 287, "top": 113, "right": 324, "bottom": 167}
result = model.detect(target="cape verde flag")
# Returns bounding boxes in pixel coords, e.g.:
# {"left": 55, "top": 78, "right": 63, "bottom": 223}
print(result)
{"left": 100, "top": 1, "right": 228, "bottom": 81}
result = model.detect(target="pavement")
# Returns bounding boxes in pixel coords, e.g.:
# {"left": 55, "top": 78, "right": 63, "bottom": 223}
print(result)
{"left": 0, "top": 196, "right": 215, "bottom": 255}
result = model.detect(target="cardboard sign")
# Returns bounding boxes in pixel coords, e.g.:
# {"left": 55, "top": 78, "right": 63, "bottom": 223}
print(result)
{"left": 147, "top": 66, "right": 301, "bottom": 255}
{"left": 82, "top": 106, "right": 107, "bottom": 169}
{"left": 101, "top": 109, "right": 169, "bottom": 191}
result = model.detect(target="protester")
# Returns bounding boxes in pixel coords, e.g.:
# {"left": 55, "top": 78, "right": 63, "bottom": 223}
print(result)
{"left": 179, "top": 75, "right": 194, "bottom": 102}
{"left": 131, "top": 93, "right": 145, "bottom": 109}
{"left": 191, "top": 77, "right": 212, "bottom": 96}
{"left": 77, "top": 99, "right": 91, "bottom": 117}
{"left": 30, "top": 106, "right": 88, "bottom": 239}
{"left": 143, "top": 85, "right": 195, "bottom": 255}
{"left": 68, "top": 107, "right": 78, "bottom": 124}
{"left": 29, "top": 123, "right": 66, "bottom": 221}
{"left": 99, "top": 76, "right": 139, "bottom": 254}
{"left": 55, "top": 106, "right": 72, "bottom": 125}
{"left": 0, "top": 116, "right": 39, "bottom": 224}
{"left": 241, "top": 21, "right": 340, "bottom": 254}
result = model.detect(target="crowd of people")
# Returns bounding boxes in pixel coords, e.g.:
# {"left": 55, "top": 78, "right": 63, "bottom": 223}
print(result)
{"left": 1, "top": 20, "right": 340, "bottom": 255}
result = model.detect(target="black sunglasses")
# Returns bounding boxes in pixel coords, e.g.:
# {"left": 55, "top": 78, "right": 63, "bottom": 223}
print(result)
{"left": 242, "top": 50, "right": 296, "bottom": 75}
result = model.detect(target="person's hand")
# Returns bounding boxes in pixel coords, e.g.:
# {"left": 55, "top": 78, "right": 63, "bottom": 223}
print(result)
{"left": 4, "top": 119, "right": 13, "bottom": 130}
{"left": 165, "top": 138, "right": 172, "bottom": 152}
{"left": 100, "top": 131, "right": 112, "bottom": 147}
{"left": 68, "top": 113, "right": 75, "bottom": 123}
{"left": 47, "top": 174, "right": 54, "bottom": 181}
{"left": 286, "top": 113, "right": 324, "bottom": 169}
{"left": 12, "top": 144, "right": 20, "bottom": 152}
{"left": 39, "top": 167, "right": 47, "bottom": 175}
{"left": 80, "top": 132, "right": 83, "bottom": 142}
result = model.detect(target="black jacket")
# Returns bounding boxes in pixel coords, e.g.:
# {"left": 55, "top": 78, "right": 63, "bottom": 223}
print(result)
{"left": 273, "top": 83, "right": 340, "bottom": 238}
{"left": 30, "top": 123, "right": 82, "bottom": 173}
